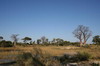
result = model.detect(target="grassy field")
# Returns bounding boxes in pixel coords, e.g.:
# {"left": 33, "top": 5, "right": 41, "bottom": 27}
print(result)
{"left": 0, "top": 45, "right": 100, "bottom": 60}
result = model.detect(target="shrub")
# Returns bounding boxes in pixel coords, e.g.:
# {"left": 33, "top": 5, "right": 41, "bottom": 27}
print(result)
{"left": 91, "top": 63, "right": 100, "bottom": 66}
{"left": 82, "top": 44, "right": 91, "bottom": 48}
{"left": 59, "top": 54, "right": 71, "bottom": 64}
{"left": 32, "top": 47, "right": 61, "bottom": 66}
{"left": 16, "top": 52, "right": 45, "bottom": 66}
{"left": 0, "top": 40, "right": 13, "bottom": 47}
{"left": 74, "top": 52, "right": 91, "bottom": 61}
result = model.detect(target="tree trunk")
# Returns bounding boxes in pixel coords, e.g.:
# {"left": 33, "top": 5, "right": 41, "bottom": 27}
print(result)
{"left": 83, "top": 36, "right": 86, "bottom": 45}
{"left": 83, "top": 35, "right": 87, "bottom": 46}
{"left": 83, "top": 40, "right": 86, "bottom": 45}
{"left": 80, "top": 40, "right": 82, "bottom": 47}
{"left": 14, "top": 41, "right": 16, "bottom": 47}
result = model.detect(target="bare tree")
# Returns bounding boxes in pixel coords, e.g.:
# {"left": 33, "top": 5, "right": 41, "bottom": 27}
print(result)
{"left": 41, "top": 36, "right": 48, "bottom": 44}
{"left": 80, "top": 26, "right": 92, "bottom": 44}
{"left": 73, "top": 25, "right": 92, "bottom": 46}
{"left": 11, "top": 34, "right": 19, "bottom": 47}
{"left": 41, "top": 36, "right": 45, "bottom": 44}
{"left": 73, "top": 26, "right": 83, "bottom": 46}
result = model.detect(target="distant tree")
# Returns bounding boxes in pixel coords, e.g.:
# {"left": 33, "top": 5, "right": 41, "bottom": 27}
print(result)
{"left": 0, "top": 36, "right": 3, "bottom": 41}
{"left": 92, "top": 35, "right": 100, "bottom": 44}
{"left": 41, "top": 36, "right": 46, "bottom": 44}
{"left": 33, "top": 41, "right": 35, "bottom": 44}
{"left": 11, "top": 34, "right": 19, "bottom": 47}
{"left": 52, "top": 38, "right": 56, "bottom": 43}
{"left": 30, "top": 41, "right": 33, "bottom": 44}
{"left": 63, "top": 41, "right": 70, "bottom": 44}
{"left": 0, "top": 40, "right": 13, "bottom": 47}
{"left": 56, "top": 38, "right": 64, "bottom": 45}
{"left": 37, "top": 39, "right": 41, "bottom": 44}
{"left": 22, "top": 37, "right": 32, "bottom": 43}
{"left": 45, "top": 38, "right": 48, "bottom": 43}
{"left": 73, "top": 25, "right": 92, "bottom": 46}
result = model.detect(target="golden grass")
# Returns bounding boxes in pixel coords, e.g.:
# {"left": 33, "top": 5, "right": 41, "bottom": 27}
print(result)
{"left": 0, "top": 45, "right": 100, "bottom": 60}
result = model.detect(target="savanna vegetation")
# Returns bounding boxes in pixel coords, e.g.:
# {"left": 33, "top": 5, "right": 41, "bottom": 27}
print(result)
{"left": 0, "top": 25, "right": 100, "bottom": 66}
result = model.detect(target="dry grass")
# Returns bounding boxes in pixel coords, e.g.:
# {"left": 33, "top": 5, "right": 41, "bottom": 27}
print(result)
{"left": 0, "top": 45, "right": 100, "bottom": 60}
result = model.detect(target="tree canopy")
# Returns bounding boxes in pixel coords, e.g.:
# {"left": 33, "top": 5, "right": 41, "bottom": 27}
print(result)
{"left": 22, "top": 37, "right": 32, "bottom": 43}
{"left": 92, "top": 35, "right": 100, "bottom": 44}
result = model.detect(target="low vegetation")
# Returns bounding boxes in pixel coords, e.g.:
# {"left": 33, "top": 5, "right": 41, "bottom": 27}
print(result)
{"left": 0, "top": 45, "right": 100, "bottom": 66}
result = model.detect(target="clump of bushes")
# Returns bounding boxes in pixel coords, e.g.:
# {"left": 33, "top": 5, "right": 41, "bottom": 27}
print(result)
{"left": 16, "top": 52, "right": 36, "bottom": 66}
{"left": 0, "top": 40, "right": 13, "bottom": 47}
{"left": 73, "top": 52, "right": 92, "bottom": 61}
{"left": 54, "top": 52, "right": 92, "bottom": 65}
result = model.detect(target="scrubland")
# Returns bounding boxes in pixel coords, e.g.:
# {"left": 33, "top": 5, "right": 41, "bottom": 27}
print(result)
{"left": 0, "top": 45, "right": 100, "bottom": 66}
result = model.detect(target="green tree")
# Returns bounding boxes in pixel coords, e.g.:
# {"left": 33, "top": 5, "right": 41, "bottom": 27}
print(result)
{"left": 56, "top": 38, "right": 64, "bottom": 46}
{"left": 37, "top": 39, "right": 41, "bottom": 44}
{"left": 92, "top": 35, "right": 100, "bottom": 44}
{"left": 45, "top": 38, "right": 49, "bottom": 44}
{"left": 52, "top": 38, "right": 56, "bottom": 43}
{"left": 22, "top": 37, "right": 32, "bottom": 43}
{"left": 0, "top": 40, "right": 13, "bottom": 47}
{"left": 0, "top": 36, "right": 3, "bottom": 41}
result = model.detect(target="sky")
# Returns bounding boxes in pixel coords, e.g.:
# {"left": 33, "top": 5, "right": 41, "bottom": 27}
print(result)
{"left": 0, "top": 0, "right": 100, "bottom": 43}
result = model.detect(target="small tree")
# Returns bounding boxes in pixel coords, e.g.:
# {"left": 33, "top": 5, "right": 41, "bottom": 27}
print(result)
{"left": 52, "top": 38, "right": 56, "bottom": 43}
{"left": 22, "top": 37, "right": 32, "bottom": 44}
{"left": 37, "top": 39, "right": 41, "bottom": 44}
{"left": 46, "top": 38, "right": 48, "bottom": 43}
{"left": 11, "top": 34, "right": 19, "bottom": 47}
{"left": 0, "top": 36, "right": 3, "bottom": 41}
{"left": 92, "top": 35, "right": 100, "bottom": 44}
{"left": 56, "top": 38, "right": 64, "bottom": 46}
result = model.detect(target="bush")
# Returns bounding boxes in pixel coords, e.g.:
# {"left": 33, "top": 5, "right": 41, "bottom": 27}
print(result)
{"left": 83, "top": 44, "right": 91, "bottom": 48}
{"left": 74, "top": 52, "right": 91, "bottom": 61}
{"left": 16, "top": 52, "right": 43, "bottom": 66}
{"left": 0, "top": 40, "right": 13, "bottom": 47}
{"left": 32, "top": 47, "right": 60, "bottom": 66}
{"left": 59, "top": 54, "right": 71, "bottom": 64}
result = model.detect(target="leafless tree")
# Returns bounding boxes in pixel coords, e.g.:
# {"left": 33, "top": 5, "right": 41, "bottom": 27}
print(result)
{"left": 80, "top": 25, "right": 92, "bottom": 44}
{"left": 73, "top": 27, "right": 82, "bottom": 46}
{"left": 11, "top": 34, "right": 19, "bottom": 47}
{"left": 73, "top": 25, "right": 92, "bottom": 46}
{"left": 41, "top": 36, "right": 47, "bottom": 44}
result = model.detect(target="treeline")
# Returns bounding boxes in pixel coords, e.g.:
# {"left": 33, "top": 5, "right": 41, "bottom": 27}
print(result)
{"left": 0, "top": 25, "right": 100, "bottom": 47}
{"left": 0, "top": 35, "right": 100, "bottom": 47}
{"left": 0, "top": 35, "right": 80, "bottom": 47}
